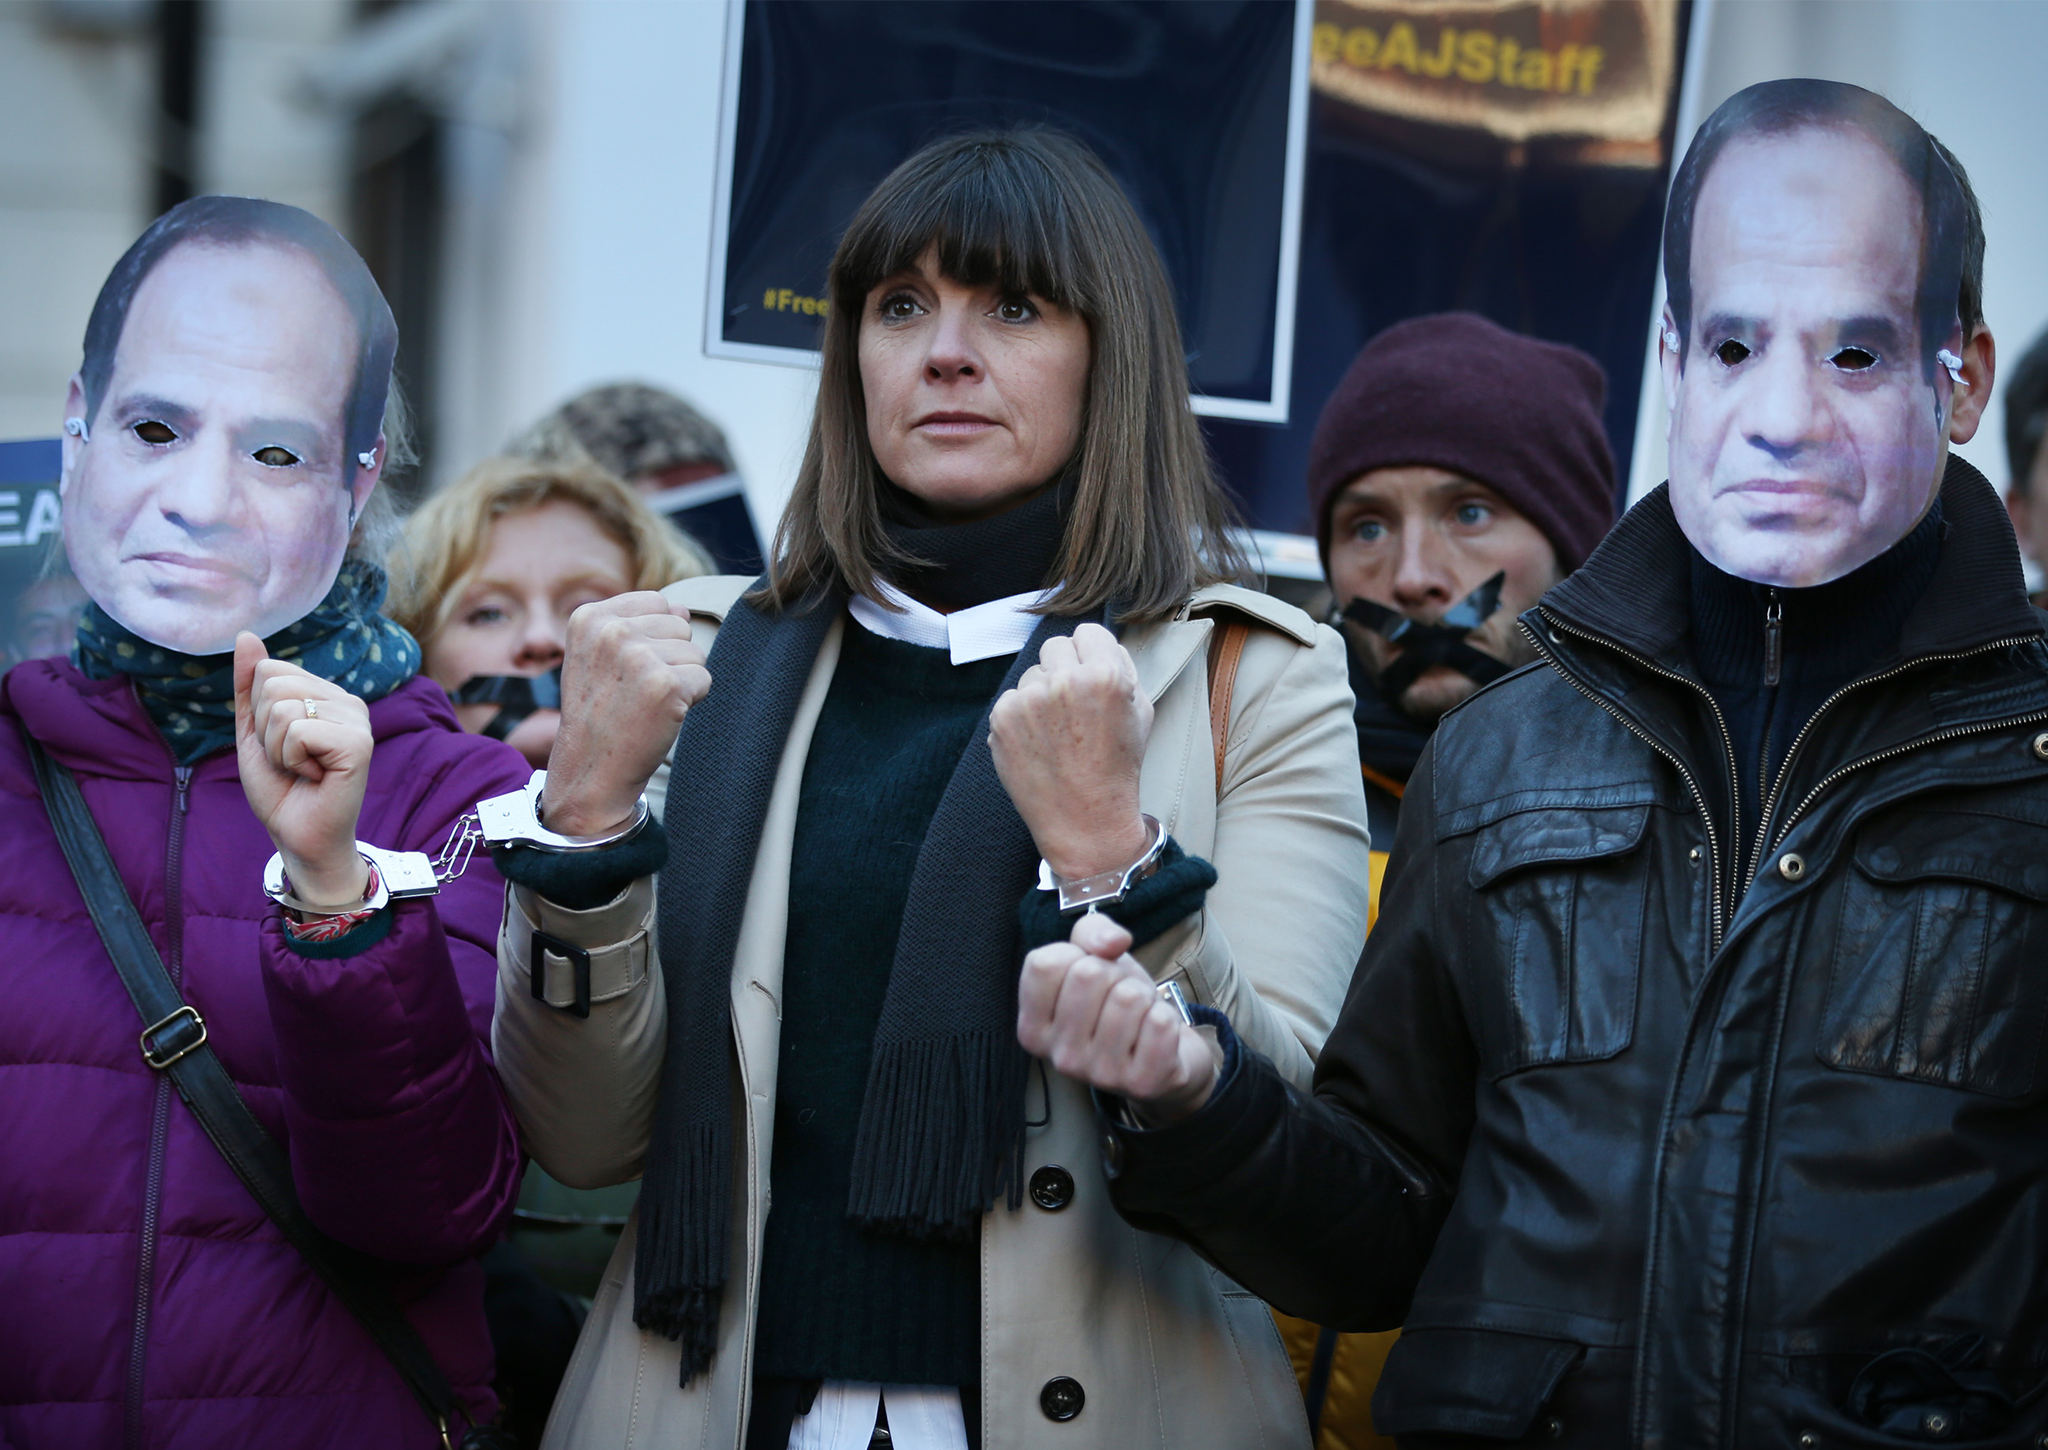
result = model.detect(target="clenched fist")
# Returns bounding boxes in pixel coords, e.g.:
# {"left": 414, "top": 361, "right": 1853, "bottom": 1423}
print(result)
{"left": 1017, "top": 912, "right": 1218, "bottom": 1122}
{"left": 989, "top": 622, "right": 1153, "bottom": 880}
{"left": 543, "top": 593, "right": 711, "bottom": 838}
{"left": 234, "top": 633, "right": 374, "bottom": 909}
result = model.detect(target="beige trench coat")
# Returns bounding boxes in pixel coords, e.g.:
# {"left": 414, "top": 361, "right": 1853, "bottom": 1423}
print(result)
{"left": 492, "top": 576, "right": 1373, "bottom": 1450}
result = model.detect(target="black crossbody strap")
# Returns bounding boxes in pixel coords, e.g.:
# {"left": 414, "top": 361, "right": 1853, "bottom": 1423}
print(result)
{"left": 25, "top": 737, "right": 466, "bottom": 1448}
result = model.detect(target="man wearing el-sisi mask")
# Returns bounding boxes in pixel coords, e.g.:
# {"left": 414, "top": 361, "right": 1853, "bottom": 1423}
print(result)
{"left": 1023, "top": 80, "right": 2048, "bottom": 1446}
{"left": 0, "top": 197, "right": 530, "bottom": 1449}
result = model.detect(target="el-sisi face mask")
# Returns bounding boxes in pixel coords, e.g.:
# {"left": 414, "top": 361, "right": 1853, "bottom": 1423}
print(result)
{"left": 1663, "top": 125, "right": 1965, "bottom": 589}
{"left": 60, "top": 212, "right": 387, "bottom": 658}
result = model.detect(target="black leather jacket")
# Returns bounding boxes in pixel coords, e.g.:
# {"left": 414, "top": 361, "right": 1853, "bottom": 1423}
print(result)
{"left": 1107, "top": 459, "right": 2048, "bottom": 1448}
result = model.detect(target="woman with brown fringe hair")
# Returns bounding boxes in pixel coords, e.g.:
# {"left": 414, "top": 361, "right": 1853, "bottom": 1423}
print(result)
{"left": 487, "top": 128, "right": 1371, "bottom": 1450}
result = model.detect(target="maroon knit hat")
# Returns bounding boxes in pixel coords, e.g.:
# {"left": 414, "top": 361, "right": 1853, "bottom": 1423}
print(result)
{"left": 1306, "top": 313, "right": 1617, "bottom": 573}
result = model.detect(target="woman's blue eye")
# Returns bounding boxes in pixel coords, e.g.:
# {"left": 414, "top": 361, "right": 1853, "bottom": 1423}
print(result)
{"left": 465, "top": 606, "right": 508, "bottom": 627}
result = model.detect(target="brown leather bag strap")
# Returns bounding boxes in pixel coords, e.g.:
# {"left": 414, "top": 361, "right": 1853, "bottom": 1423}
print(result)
{"left": 1206, "top": 620, "right": 1250, "bottom": 794}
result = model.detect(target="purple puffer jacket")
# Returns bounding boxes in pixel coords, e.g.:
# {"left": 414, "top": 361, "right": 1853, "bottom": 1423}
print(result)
{"left": 0, "top": 660, "right": 530, "bottom": 1450}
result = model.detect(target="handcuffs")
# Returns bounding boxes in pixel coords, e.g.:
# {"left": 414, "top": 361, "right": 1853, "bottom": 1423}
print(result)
{"left": 1034, "top": 812, "right": 1193, "bottom": 1024}
{"left": 260, "top": 769, "right": 651, "bottom": 916}
{"left": 1036, "top": 813, "right": 1167, "bottom": 915}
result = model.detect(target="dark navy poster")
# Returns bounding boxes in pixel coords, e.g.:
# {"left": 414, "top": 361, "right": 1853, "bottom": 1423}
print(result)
{"left": 709, "top": 0, "right": 1311, "bottom": 422}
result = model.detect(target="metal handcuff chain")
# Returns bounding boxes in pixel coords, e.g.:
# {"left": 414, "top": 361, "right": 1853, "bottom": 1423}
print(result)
{"left": 260, "top": 805, "right": 487, "bottom": 915}
{"left": 262, "top": 768, "right": 653, "bottom": 915}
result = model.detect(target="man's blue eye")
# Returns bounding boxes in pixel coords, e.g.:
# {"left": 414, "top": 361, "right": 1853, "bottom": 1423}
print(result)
{"left": 1355, "top": 520, "right": 1384, "bottom": 542}
{"left": 1456, "top": 503, "right": 1489, "bottom": 525}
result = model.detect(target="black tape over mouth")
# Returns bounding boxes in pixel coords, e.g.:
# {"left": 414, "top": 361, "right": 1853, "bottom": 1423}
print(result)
{"left": 1343, "top": 571, "right": 1511, "bottom": 699}
{"left": 449, "top": 668, "right": 562, "bottom": 741}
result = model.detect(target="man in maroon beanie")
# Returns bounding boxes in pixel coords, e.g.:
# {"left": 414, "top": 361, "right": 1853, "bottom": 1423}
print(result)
{"left": 1309, "top": 312, "right": 1615, "bottom": 855}
{"left": 1274, "top": 312, "right": 1617, "bottom": 1447}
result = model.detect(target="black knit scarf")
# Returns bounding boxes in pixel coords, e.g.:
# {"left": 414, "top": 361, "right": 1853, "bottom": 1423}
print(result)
{"left": 878, "top": 474, "right": 1074, "bottom": 610}
{"left": 637, "top": 484, "right": 1085, "bottom": 1381}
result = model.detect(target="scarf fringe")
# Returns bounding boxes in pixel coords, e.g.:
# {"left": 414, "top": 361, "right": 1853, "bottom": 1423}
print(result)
{"left": 846, "top": 1027, "right": 1032, "bottom": 1238}
{"left": 632, "top": 1121, "right": 729, "bottom": 1382}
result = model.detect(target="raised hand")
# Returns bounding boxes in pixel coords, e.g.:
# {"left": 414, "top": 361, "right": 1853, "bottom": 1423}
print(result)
{"left": 542, "top": 592, "right": 711, "bottom": 838}
{"left": 990, "top": 621, "right": 1154, "bottom": 881}
{"left": 233, "top": 633, "right": 373, "bottom": 909}
{"left": 1017, "top": 912, "right": 1217, "bottom": 1123}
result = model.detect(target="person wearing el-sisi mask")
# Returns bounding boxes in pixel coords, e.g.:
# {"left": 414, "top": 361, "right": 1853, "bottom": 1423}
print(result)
{"left": 1027, "top": 82, "right": 2048, "bottom": 1447}
{"left": 0, "top": 198, "right": 531, "bottom": 1450}
{"left": 486, "top": 129, "right": 1371, "bottom": 1450}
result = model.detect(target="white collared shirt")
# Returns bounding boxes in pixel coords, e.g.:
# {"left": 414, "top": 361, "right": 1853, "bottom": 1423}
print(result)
{"left": 847, "top": 579, "right": 1056, "bottom": 664}
{"left": 788, "top": 1383, "right": 968, "bottom": 1450}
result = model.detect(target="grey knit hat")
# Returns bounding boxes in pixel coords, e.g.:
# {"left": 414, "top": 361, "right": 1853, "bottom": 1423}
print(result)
{"left": 508, "top": 382, "right": 736, "bottom": 482}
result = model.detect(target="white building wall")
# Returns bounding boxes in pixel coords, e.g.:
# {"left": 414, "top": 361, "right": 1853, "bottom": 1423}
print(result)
{"left": 0, "top": 6, "right": 155, "bottom": 441}
{"left": 450, "top": 0, "right": 819, "bottom": 533}
{"left": 0, "top": 0, "right": 351, "bottom": 444}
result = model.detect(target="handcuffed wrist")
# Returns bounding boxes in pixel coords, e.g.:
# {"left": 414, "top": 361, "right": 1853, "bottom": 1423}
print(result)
{"left": 1041, "top": 813, "right": 1154, "bottom": 882}
{"left": 275, "top": 855, "right": 373, "bottom": 914}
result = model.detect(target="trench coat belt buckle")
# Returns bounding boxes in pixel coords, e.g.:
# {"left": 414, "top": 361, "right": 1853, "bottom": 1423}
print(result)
{"left": 140, "top": 1003, "right": 208, "bottom": 1070}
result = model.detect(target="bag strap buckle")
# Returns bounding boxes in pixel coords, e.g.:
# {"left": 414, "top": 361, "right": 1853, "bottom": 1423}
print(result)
{"left": 140, "top": 1004, "right": 207, "bottom": 1070}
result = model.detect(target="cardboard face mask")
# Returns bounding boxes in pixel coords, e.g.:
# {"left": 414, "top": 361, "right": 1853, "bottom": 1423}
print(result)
{"left": 58, "top": 197, "right": 395, "bottom": 657}
{"left": 1661, "top": 87, "right": 1969, "bottom": 590}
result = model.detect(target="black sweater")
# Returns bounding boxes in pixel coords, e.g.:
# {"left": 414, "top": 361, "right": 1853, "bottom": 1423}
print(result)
{"left": 753, "top": 624, "right": 1009, "bottom": 1386}
{"left": 1687, "top": 500, "right": 1944, "bottom": 874}
{"left": 753, "top": 620, "right": 1213, "bottom": 1386}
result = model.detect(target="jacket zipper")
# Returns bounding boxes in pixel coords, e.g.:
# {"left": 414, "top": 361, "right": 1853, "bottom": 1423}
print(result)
{"left": 1527, "top": 613, "right": 1738, "bottom": 951}
{"left": 125, "top": 766, "right": 191, "bottom": 1450}
{"left": 1754, "top": 635, "right": 2048, "bottom": 862}
{"left": 1762, "top": 591, "right": 1783, "bottom": 688}
{"left": 1741, "top": 591, "right": 1785, "bottom": 885}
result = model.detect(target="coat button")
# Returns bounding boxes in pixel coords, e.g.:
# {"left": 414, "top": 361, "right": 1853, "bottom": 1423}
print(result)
{"left": 1798, "top": 1434, "right": 1816, "bottom": 1448}
{"left": 2033, "top": 731, "right": 2048, "bottom": 761}
{"left": 1923, "top": 1410, "right": 1951, "bottom": 1436}
{"left": 1039, "top": 1376, "right": 1085, "bottom": 1421}
{"left": 1687, "top": 846, "right": 1701, "bottom": 864}
{"left": 1541, "top": 1415, "right": 1564, "bottom": 1438}
{"left": 1778, "top": 852, "right": 1806, "bottom": 882}
{"left": 1029, "top": 1164, "right": 1076, "bottom": 1211}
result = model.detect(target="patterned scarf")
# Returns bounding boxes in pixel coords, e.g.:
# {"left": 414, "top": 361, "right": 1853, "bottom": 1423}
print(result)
{"left": 75, "top": 559, "right": 421, "bottom": 764}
